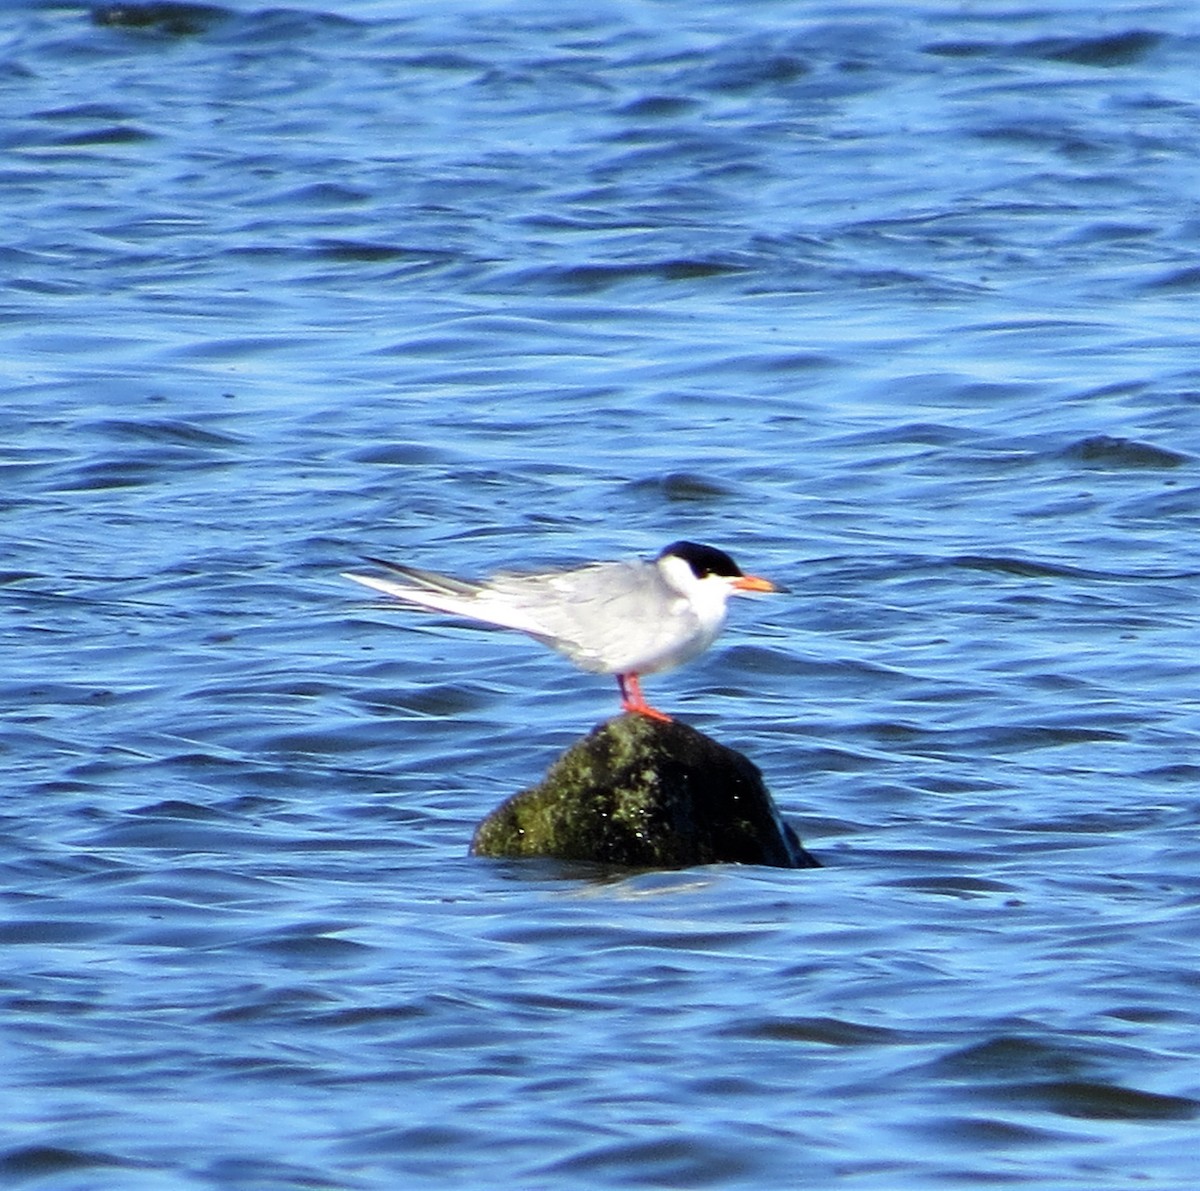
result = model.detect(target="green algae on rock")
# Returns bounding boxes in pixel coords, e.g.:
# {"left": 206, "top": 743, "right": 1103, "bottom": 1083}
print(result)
{"left": 471, "top": 714, "right": 818, "bottom": 870}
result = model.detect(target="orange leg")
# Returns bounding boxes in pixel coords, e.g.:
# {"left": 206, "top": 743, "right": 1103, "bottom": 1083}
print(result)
{"left": 617, "top": 673, "right": 672, "bottom": 722}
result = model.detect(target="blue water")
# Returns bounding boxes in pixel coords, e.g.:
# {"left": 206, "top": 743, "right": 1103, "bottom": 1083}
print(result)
{"left": 3, "top": 1, "right": 1200, "bottom": 1187}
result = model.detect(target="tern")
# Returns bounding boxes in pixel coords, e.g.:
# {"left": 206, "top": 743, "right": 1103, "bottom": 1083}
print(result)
{"left": 343, "top": 541, "right": 784, "bottom": 721}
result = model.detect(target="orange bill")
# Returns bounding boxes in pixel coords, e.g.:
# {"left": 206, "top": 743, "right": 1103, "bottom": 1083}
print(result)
{"left": 733, "top": 574, "right": 784, "bottom": 593}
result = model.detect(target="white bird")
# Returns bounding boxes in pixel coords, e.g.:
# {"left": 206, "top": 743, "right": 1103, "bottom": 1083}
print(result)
{"left": 343, "top": 541, "right": 784, "bottom": 721}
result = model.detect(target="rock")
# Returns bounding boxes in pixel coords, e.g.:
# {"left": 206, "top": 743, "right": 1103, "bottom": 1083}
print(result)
{"left": 471, "top": 714, "right": 818, "bottom": 870}
{"left": 91, "top": 3, "right": 230, "bottom": 36}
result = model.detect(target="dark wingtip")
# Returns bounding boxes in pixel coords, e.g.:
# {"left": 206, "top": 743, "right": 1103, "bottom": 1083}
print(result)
{"left": 360, "top": 555, "right": 402, "bottom": 572}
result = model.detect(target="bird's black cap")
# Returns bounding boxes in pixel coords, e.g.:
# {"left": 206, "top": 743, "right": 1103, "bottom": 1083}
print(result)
{"left": 658, "top": 541, "right": 743, "bottom": 579}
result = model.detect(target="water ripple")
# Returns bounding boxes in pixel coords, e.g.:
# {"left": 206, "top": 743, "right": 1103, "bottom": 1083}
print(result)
{"left": 4, "top": 1, "right": 1200, "bottom": 1188}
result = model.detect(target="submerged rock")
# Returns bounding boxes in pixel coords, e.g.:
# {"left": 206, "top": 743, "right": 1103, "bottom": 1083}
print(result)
{"left": 471, "top": 714, "right": 818, "bottom": 870}
{"left": 91, "top": 3, "right": 230, "bottom": 35}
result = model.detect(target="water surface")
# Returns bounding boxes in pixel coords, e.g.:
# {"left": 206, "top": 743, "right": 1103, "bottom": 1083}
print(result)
{"left": 3, "top": 1, "right": 1200, "bottom": 1187}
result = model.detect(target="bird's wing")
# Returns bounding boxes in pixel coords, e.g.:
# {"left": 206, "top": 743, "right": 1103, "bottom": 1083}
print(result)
{"left": 342, "top": 562, "right": 550, "bottom": 636}
{"left": 485, "top": 560, "right": 701, "bottom": 674}
{"left": 359, "top": 556, "right": 482, "bottom": 597}
{"left": 344, "top": 557, "right": 712, "bottom": 675}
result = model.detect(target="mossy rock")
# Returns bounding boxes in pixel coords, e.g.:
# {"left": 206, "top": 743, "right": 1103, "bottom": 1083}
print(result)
{"left": 472, "top": 714, "right": 817, "bottom": 870}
